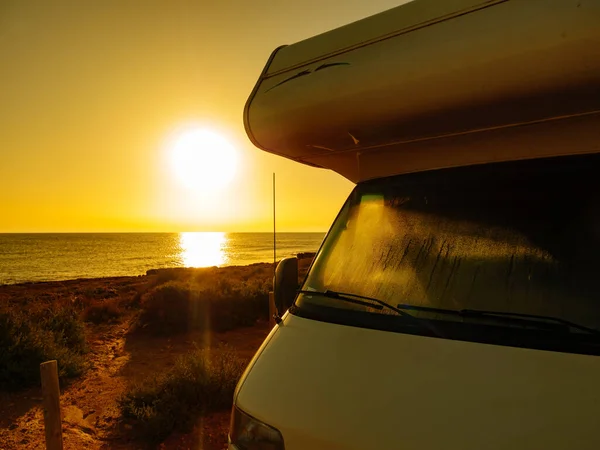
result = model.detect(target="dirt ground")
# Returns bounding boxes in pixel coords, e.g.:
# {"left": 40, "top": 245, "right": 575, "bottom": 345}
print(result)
{"left": 0, "top": 276, "right": 271, "bottom": 450}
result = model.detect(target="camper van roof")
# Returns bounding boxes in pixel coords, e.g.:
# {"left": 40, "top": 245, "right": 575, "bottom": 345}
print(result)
{"left": 244, "top": 0, "right": 600, "bottom": 183}
{"left": 267, "top": 0, "right": 499, "bottom": 76}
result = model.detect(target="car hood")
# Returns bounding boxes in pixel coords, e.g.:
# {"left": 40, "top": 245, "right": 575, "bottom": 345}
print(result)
{"left": 235, "top": 313, "right": 600, "bottom": 450}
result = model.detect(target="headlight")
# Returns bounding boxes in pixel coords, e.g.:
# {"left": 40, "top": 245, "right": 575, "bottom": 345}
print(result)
{"left": 229, "top": 405, "right": 285, "bottom": 450}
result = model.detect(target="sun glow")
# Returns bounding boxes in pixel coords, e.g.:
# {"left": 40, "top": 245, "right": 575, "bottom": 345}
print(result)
{"left": 169, "top": 128, "right": 238, "bottom": 193}
{"left": 179, "top": 231, "right": 228, "bottom": 267}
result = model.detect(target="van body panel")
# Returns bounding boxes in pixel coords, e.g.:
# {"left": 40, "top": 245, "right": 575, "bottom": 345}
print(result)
{"left": 236, "top": 313, "right": 600, "bottom": 450}
{"left": 244, "top": 0, "right": 600, "bottom": 182}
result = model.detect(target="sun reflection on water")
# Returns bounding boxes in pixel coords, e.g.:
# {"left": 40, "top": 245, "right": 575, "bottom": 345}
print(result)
{"left": 179, "top": 232, "right": 228, "bottom": 267}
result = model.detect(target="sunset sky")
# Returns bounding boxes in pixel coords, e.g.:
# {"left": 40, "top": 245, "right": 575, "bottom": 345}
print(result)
{"left": 0, "top": 0, "right": 406, "bottom": 233}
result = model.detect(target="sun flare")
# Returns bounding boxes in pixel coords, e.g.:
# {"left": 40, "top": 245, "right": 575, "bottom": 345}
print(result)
{"left": 169, "top": 128, "right": 238, "bottom": 192}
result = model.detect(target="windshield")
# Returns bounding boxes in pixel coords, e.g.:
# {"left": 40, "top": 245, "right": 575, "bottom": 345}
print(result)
{"left": 298, "top": 154, "right": 600, "bottom": 352}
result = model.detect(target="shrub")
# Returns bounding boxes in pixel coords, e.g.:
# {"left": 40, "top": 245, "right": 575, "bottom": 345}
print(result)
{"left": 83, "top": 299, "right": 123, "bottom": 324}
{"left": 119, "top": 346, "right": 246, "bottom": 442}
{"left": 137, "top": 278, "right": 270, "bottom": 336}
{"left": 0, "top": 305, "right": 88, "bottom": 390}
{"left": 137, "top": 281, "right": 195, "bottom": 335}
{"left": 84, "top": 286, "right": 118, "bottom": 299}
{"left": 43, "top": 305, "right": 88, "bottom": 354}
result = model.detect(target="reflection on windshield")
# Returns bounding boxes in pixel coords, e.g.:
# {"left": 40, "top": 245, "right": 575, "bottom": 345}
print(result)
{"left": 303, "top": 154, "right": 600, "bottom": 331}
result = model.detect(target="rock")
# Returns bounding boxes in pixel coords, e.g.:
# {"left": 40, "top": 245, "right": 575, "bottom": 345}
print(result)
{"left": 86, "top": 413, "right": 98, "bottom": 425}
{"left": 63, "top": 405, "right": 84, "bottom": 424}
{"left": 62, "top": 405, "right": 96, "bottom": 435}
{"left": 8, "top": 423, "right": 17, "bottom": 431}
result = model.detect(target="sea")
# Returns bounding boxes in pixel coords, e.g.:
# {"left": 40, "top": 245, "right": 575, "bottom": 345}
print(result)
{"left": 0, "top": 232, "right": 325, "bottom": 285}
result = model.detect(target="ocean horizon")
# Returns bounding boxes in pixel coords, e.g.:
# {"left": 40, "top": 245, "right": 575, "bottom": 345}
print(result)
{"left": 0, "top": 232, "right": 325, "bottom": 285}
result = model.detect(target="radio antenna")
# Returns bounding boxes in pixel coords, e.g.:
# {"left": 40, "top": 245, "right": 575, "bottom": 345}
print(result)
{"left": 271, "top": 172, "right": 283, "bottom": 325}
{"left": 273, "top": 172, "right": 276, "bottom": 277}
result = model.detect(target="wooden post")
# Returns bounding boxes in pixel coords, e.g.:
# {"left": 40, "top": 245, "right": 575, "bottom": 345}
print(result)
{"left": 40, "top": 360, "right": 63, "bottom": 450}
{"left": 269, "top": 291, "right": 275, "bottom": 328}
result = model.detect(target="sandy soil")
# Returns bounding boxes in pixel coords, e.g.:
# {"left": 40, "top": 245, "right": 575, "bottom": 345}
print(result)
{"left": 0, "top": 276, "right": 272, "bottom": 450}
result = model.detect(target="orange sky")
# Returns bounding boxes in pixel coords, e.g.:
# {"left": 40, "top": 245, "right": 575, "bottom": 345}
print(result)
{"left": 0, "top": 0, "right": 406, "bottom": 232}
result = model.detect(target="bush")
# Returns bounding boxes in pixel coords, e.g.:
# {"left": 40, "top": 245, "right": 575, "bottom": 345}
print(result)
{"left": 43, "top": 305, "right": 88, "bottom": 353}
{"left": 137, "top": 278, "right": 270, "bottom": 336}
{"left": 84, "top": 286, "right": 118, "bottom": 299}
{"left": 137, "top": 282, "right": 194, "bottom": 335}
{"left": 83, "top": 300, "right": 123, "bottom": 324}
{"left": 0, "top": 305, "right": 88, "bottom": 390}
{"left": 119, "top": 345, "right": 246, "bottom": 442}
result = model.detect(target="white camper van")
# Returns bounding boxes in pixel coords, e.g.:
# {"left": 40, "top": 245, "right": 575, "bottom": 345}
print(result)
{"left": 229, "top": 1, "right": 600, "bottom": 449}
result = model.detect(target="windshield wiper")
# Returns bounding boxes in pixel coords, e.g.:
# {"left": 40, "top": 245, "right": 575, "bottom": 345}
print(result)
{"left": 299, "top": 290, "right": 599, "bottom": 336}
{"left": 458, "top": 309, "right": 600, "bottom": 335}
{"left": 394, "top": 303, "right": 599, "bottom": 335}
{"left": 298, "top": 289, "right": 415, "bottom": 319}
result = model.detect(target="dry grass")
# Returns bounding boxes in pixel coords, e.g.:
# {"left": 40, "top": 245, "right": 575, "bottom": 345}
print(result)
{"left": 136, "top": 265, "right": 273, "bottom": 336}
{"left": 83, "top": 299, "right": 124, "bottom": 324}
{"left": 0, "top": 277, "right": 145, "bottom": 390}
{"left": 0, "top": 304, "right": 88, "bottom": 390}
{"left": 118, "top": 345, "right": 247, "bottom": 442}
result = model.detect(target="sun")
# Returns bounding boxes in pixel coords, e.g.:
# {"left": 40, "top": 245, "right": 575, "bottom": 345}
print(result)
{"left": 169, "top": 128, "right": 238, "bottom": 192}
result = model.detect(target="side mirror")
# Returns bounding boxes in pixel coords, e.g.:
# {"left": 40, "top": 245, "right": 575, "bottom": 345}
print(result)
{"left": 274, "top": 257, "right": 298, "bottom": 317}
